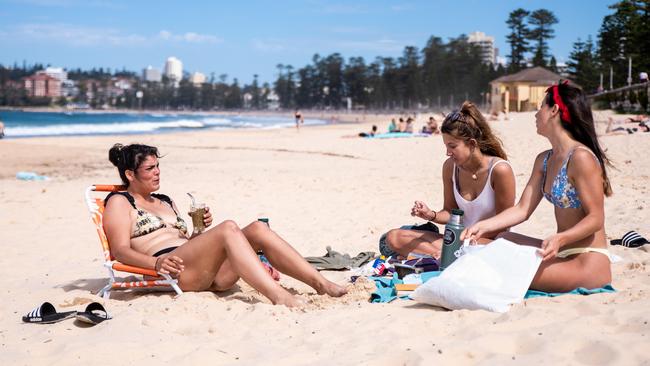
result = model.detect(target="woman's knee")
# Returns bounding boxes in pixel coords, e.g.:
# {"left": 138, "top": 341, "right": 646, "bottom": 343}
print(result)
{"left": 243, "top": 220, "right": 269, "bottom": 236}
{"left": 218, "top": 220, "right": 241, "bottom": 234}
{"left": 208, "top": 220, "right": 244, "bottom": 244}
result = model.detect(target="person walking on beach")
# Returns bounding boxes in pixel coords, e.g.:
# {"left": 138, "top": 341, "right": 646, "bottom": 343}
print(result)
{"left": 462, "top": 81, "right": 613, "bottom": 292}
{"left": 0, "top": 120, "right": 4, "bottom": 139}
{"left": 102, "top": 143, "right": 347, "bottom": 307}
{"left": 294, "top": 110, "right": 304, "bottom": 130}
{"left": 380, "top": 101, "right": 516, "bottom": 259}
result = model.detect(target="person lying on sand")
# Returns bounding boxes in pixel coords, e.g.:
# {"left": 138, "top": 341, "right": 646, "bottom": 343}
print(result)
{"left": 358, "top": 125, "right": 378, "bottom": 137}
{"left": 102, "top": 143, "right": 347, "bottom": 307}
{"left": 463, "top": 81, "right": 613, "bottom": 292}
{"left": 380, "top": 101, "right": 516, "bottom": 259}
{"left": 625, "top": 114, "right": 648, "bottom": 123}
{"left": 604, "top": 117, "right": 650, "bottom": 135}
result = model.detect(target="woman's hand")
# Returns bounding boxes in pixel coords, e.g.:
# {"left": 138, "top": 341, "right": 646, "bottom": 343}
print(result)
{"left": 411, "top": 201, "right": 435, "bottom": 221}
{"left": 155, "top": 254, "right": 185, "bottom": 276}
{"left": 539, "top": 234, "right": 564, "bottom": 261}
{"left": 203, "top": 206, "right": 213, "bottom": 228}
{"left": 461, "top": 221, "right": 490, "bottom": 241}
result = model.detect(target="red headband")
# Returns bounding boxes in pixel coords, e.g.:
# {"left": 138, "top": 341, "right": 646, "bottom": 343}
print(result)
{"left": 546, "top": 81, "right": 571, "bottom": 123}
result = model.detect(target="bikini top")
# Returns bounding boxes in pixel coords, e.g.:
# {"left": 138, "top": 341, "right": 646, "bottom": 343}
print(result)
{"left": 541, "top": 147, "right": 598, "bottom": 209}
{"left": 105, "top": 192, "right": 188, "bottom": 238}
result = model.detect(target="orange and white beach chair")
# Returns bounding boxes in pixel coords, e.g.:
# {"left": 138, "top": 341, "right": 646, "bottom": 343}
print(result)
{"left": 84, "top": 184, "right": 183, "bottom": 299}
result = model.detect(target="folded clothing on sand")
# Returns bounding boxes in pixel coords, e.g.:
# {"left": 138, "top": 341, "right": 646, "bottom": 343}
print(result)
{"left": 305, "top": 246, "right": 375, "bottom": 270}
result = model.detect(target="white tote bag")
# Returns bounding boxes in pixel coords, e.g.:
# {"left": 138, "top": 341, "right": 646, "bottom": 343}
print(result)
{"left": 411, "top": 238, "right": 542, "bottom": 313}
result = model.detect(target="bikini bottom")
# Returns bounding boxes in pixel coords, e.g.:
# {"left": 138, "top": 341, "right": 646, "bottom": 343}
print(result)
{"left": 557, "top": 247, "right": 611, "bottom": 261}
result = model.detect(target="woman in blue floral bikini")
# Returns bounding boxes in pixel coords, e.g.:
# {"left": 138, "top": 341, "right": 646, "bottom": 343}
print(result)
{"left": 463, "top": 81, "right": 613, "bottom": 292}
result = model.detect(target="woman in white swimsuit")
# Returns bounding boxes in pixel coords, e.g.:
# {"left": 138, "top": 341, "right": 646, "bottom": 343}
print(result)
{"left": 381, "top": 101, "right": 516, "bottom": 259}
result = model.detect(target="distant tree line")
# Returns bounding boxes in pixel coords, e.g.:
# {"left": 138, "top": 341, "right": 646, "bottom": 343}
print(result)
{"left": 273, "top": 35, "right": 505, "bottom": 110}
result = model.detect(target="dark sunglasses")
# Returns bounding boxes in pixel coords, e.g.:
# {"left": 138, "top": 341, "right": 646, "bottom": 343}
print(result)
{"left": 446, "top": 110, "right": 466, "bottom": 123}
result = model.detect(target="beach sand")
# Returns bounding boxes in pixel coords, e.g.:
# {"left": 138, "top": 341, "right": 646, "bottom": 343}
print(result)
{"left": 1, "top": 110, "right": 649, "bottom": 365}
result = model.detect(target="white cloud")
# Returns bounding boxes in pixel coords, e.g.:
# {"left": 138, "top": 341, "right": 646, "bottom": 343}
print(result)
{"left": 158, "top": 30, "right": 223, "bottom": 44}
{"left": 12, "top": 23, "right": 146, "bottom": 46}
{"left": 2, "top": 23, "right": 223, "bottom": 47}
{"left": 158, "top": 30, "right": 172, "bottom": 40}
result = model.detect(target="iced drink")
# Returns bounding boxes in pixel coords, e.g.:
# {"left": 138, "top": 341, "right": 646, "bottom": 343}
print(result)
{"left": 189, "top": 203, "right": 206, "bottom": 235}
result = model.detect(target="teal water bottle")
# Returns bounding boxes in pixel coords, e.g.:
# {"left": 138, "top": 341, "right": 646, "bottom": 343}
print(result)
{"left": 440, "top": 209, "right": 465, "bottom": 270}
{"left": 257, "top": 218, "right": 270, "bottom": 259}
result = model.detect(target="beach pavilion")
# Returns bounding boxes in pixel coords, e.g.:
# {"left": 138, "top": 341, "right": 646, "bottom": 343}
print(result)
{"left": 489, "top": 66, "right": 566, "bottom": 113}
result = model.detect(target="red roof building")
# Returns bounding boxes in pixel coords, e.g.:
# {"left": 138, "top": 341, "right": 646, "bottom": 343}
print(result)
{"left": 23, "top": 72, "right": 62, "bottom": 98}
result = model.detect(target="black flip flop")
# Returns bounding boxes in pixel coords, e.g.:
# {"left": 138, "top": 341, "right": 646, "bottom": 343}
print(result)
{"left": 22, "top": 302, "right": 77, "bottom": 324}
{"left": 75, "top": 302, "right": 111, "bottom": 325}
{"left": 610, "top": 231, "right": 649, "bottom": 248}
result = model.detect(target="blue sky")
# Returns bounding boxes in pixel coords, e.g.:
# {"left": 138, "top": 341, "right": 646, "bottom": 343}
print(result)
{"left": 0, "top": 0, "right": 615, "bottom": 84}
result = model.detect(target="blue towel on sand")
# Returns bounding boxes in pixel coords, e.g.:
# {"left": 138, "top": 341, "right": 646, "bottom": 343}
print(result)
{"left": 370, "top": 271, "right": 441, "bottom": 303}
{"left": 524, "top": 284, "right": 616, "bottom": 298}
{"left": 369, "top": 273, "right": 615, "bottom": 303}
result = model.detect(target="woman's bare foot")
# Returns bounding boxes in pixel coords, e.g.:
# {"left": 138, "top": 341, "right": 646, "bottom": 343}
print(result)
{"left": 274, "top": 294, "right": 306, "bottom": 308}
{"left": 316, "top": 280, "right": 348, "bottom": 297}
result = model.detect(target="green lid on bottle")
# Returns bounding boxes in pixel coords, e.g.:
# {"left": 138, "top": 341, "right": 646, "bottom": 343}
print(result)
{"left": 451, "top": 209, "right": 464, "bottom": 216}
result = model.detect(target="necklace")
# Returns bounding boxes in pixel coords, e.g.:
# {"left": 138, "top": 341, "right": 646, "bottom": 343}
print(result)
{"left": 461, "top": 158, "right": 482, "bottom": 180}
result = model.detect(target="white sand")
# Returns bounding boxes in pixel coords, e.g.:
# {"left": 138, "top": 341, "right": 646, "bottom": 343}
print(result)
{"left": 1, "top": 110, "right": 649, "bottom": 364}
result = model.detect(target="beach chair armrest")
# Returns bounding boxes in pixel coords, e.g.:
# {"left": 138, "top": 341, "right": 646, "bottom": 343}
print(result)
{"left": 94, "top": 184, "right": 127, "bottom": 192}
{"left": 111, "top": 262, "right": 160, "bottom": 277}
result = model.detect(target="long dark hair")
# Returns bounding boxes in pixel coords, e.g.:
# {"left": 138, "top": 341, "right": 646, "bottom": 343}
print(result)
{"left": 544, "top": 82, "right": 613, "bottom": 196}
{"left": 441, "top": 101, "right": 508, "bottom": 160}
{"left": 108, "top": 143, "right": 160, "bottom": 187}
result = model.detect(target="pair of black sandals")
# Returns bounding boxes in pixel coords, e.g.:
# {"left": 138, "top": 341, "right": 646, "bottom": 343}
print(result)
{"left": 23, "top": 302, "right": 111, "bottom": 325}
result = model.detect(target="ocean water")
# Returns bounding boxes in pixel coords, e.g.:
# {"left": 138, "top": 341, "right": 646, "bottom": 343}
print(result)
{"left": 0, "top": 110, "right": 326, "bottom": 138}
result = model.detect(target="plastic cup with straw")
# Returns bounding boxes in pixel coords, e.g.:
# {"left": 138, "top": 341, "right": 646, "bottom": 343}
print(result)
{"left": 187, "top": 192, "right": 206, "bottom": 235}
